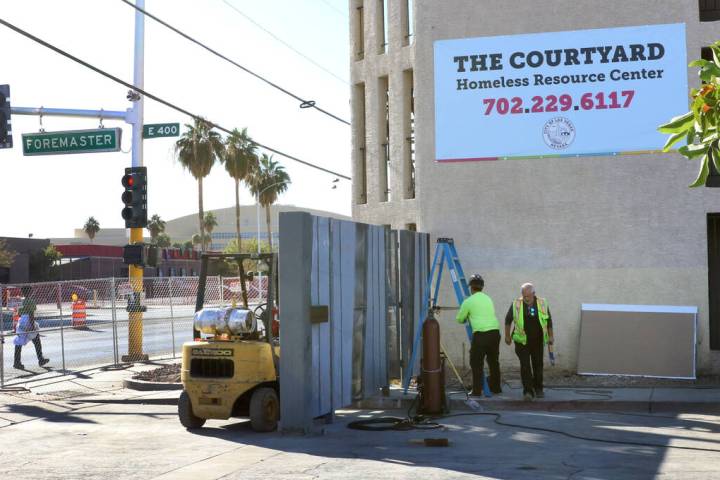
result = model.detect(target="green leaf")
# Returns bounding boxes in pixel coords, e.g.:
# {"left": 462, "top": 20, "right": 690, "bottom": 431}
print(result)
{"left": 662, "top": 132, "right": 685, "bottom": 152}
{"left": 701, "top": 69, "right": 713, "bottom": 83}
{"left": 714, "top": 146, "right": 720, "bottom": 174}
{"left": 702, "top": 132, "right": 719, "bottom": 143}
{"left": 689, "top": 153, "right": 710, "bottom": 187}
{"left": 658, "top": 111, "right": 694, "bottom": 133}
{"left": 690, "top": 59, "right": 710, "bottom": 68}
{"left": 705, "top": 63, "right": 720, "bottom": 78}
{"left": 713, "top": 46, "right": 720, "bottom": 66}
{"left": 678, "top": 143, "right": 709, "bottom": 158}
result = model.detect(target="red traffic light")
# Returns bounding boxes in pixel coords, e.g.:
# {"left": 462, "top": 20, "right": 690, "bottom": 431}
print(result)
{"left": 121, "top": 174, "right": 136, "bottom": 188}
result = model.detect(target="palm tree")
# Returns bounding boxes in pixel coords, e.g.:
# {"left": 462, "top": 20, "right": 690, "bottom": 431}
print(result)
{"left": 191, "top": 233, "right": 210, "bottom": 251}
{"left": 83, "top": 217, "right": 100, "bottom": 242}
{"left": 221, "top": 128, "right": 258, "bottom": 254}
{"left": 248, "top": 154, "right": 290, "bottom": 251}
{"left": 175, "top": 118, "right": 225, "bottom": 252}
{"left": 147, "top": 214, "right": 166, "bottom": 242}
{"left": 203, "top": 211, "right": 218, "bottom": 251}
{"left": 155, "top": 232, "right": 172, "bottom": 248}
{"left": 0, "top": 239, "right": 16, "bottom": 267}
{"left": 191, "top": 233, "right": 202, "bottom": 251}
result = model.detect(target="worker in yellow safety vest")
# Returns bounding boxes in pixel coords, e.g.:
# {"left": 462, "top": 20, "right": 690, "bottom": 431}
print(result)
{"left": 504, "top": 283, "right": 554, "bottom": 401}
{"left": 456, "top": 274, "right": 502, "bottom": 395}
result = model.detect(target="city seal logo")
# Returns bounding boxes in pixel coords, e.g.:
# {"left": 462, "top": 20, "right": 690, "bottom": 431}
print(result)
{"left": 542, "top": 117, "right": 575, "bottom": 150}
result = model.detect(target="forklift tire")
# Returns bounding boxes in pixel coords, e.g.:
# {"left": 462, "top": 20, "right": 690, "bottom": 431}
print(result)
{"left": 249, "top": 387, "right": 279, "bottom": 432}
{"left": 179, "top": 391, "right": 206, "bottom": 429}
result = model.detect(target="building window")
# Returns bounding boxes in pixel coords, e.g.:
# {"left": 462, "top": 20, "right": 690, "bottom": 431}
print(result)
{"left": 402, "top": 0, "right": 414, "bottom": 45}
{"left": 406, "top": 223, "right": 416, "bottom": 232}
{"left": 403, "top": 69, "right": 415, "bottom": 199}
{"left": 700, "top": 0, "right": 720, "bottom": 21}
{"left": 354, "top": 82, "right": 368, "bottom": 205}
{"left": 379, "top": 75, "right": 390, "bottom": 202}
{"left": 709, "top": 214, "right": 720, "bottom": 350}
{"left": 378, "top": 0, "right": 388, "bottom": 54}
{"left": 355, "top": 5, "right": 365, "bottom": 60}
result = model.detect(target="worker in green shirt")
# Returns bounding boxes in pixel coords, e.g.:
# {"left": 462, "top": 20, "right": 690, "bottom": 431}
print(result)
{"left": 456, "top": 275, "right": 502, "bottom": 395}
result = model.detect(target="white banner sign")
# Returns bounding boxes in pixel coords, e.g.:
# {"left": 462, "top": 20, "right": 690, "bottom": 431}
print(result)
{"left": 434, "top": 24, "right": 688, "bottom": 161}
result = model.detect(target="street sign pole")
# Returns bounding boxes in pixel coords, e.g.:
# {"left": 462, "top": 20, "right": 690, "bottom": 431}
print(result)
{"left": 6, "top": 0, "right": 152, "bottom": 363}
{"left": 124, "top": 0, "right": 148, "bottom": 362}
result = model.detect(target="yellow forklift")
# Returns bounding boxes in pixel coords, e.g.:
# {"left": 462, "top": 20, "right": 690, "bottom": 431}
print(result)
{"left": 178, "top": 252, "right": 280, "bottom": 431}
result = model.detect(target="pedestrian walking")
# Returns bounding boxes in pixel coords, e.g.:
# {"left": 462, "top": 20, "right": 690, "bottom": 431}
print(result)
{"left": 13, "top": 286, "right": 50, "bottom": 369}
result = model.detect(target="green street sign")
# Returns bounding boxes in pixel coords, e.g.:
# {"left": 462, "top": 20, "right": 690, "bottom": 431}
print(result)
{"left": 22, "top": 128, "right": 122, "bottom": 156}
{"left": 143, "top": 123, "right": 180, "bottom": 139}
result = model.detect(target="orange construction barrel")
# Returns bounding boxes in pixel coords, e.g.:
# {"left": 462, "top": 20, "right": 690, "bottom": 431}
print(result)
{"left": 72, "top": 300, "right": 87, "bottom": 328}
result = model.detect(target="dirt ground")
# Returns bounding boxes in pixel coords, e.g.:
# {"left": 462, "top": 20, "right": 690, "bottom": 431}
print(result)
{"left": 133, "top": 363, "right": 181, "bottom": 383}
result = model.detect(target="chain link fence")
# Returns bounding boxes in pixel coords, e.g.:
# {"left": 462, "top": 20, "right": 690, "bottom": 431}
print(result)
{"left": 0, "top": 275, "right": 268, "bottom": 387}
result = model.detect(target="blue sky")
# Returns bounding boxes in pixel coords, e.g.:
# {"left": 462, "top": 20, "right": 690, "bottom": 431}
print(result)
{"left": 0, "top": 0, "right": 351, "bottom": 238}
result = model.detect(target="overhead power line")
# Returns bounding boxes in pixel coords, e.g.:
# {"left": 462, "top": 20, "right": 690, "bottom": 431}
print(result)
{"left": 221, "top": 0, "right": 349, "bottom": 86}
{"left": 317, "top": 0, "right": 346, "bottom": 17}
{"left": 0, "top": 17, "right": 351, "bottom": 180}
{"left": 119, "top": 0, "right": 350, "bottom": 126}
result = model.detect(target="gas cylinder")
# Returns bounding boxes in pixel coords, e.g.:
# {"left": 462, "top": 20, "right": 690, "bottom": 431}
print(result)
{"left": 420, "top": 310, "right": 443, "bottom": 414}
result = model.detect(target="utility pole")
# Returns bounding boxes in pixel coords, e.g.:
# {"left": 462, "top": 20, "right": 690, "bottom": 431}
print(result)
{"left": 124, "top": 0, "right": 148, "bottom": 362}
{"left": 10, "top": 0, "right": 149, "bottom": 362}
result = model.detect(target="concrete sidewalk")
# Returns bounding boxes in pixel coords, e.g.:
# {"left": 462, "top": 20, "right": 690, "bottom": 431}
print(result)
{"left": 357, "top": 383, "right": 720, "bottom": 414}
{"left": 3, "top": 363, "right": 719, "bottom": 415}
{"left": 1, "top": 365, "right": 720, "bottom": 479}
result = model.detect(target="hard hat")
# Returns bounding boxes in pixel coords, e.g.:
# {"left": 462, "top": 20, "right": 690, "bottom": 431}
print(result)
{"left": 469, "top": 274, "right": 484, "bottom": 287}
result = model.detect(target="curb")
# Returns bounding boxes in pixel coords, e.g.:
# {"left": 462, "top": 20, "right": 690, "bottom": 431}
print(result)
{"left": 123, "top": 378, "right": 183, "bottom": 391}
{"left": 351, "top": 397, "right": 720, "bottom": 414}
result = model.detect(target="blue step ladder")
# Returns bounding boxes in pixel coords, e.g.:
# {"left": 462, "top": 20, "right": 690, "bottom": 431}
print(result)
{"left": 402, "top": 238, "right": 491, "bottom": 396}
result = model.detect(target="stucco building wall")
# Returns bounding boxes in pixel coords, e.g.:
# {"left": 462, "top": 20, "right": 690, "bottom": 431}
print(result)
{"left": 350, "top": 0, "right": 720, "bottom": 374}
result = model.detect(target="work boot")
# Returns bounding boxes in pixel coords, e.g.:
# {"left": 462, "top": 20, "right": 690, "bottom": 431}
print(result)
{"left": 523, "top": 390, "right": 534, "bottom": 401}
{"left": 39, "top": 357, "right": 50, "bottom": 367}
{"left": 535, "top": 390, "right": 545, "bottom": 399}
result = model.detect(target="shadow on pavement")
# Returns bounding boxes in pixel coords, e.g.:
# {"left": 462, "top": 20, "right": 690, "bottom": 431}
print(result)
{"left": 3, "top": 403, "right": 98, "bottom": 424}
{"left": 180, "top": 410, "right": 720, "bottom": 479}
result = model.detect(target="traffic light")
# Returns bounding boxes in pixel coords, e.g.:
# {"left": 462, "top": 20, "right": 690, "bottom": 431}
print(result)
{"left": 122, "top": 244, "right": 158, "bottom": 267}
{"left": 0, "top": 84, "right": 12, "bottom": 149}
{"left": 121, "top": 166, "right": 147, "bottom": 228}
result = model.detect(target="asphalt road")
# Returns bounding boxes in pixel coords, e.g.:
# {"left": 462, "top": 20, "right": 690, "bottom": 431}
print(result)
{"left": 1, "top": 375, "right": 719, "bottom": 480}
{"left": 1, "top": 310, "right": 194, "bottom": 384}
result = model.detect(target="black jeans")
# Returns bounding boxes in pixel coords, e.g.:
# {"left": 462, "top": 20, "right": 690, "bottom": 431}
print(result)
{"left": 515, "top": 337, "right": 544, "bottom": 395}
{"left": 470, "top": 330, "right": 502, "bottom": 394}
{"left": 14, "top": 336, "right": 44, "bottom": 366}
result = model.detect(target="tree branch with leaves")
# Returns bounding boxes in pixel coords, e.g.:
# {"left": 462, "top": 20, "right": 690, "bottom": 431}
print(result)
{"left": 659, "top": 42, "right": 720, "bottom": 187}
{"left": 0, "top": 239, "right": 16, "bottom": 268}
